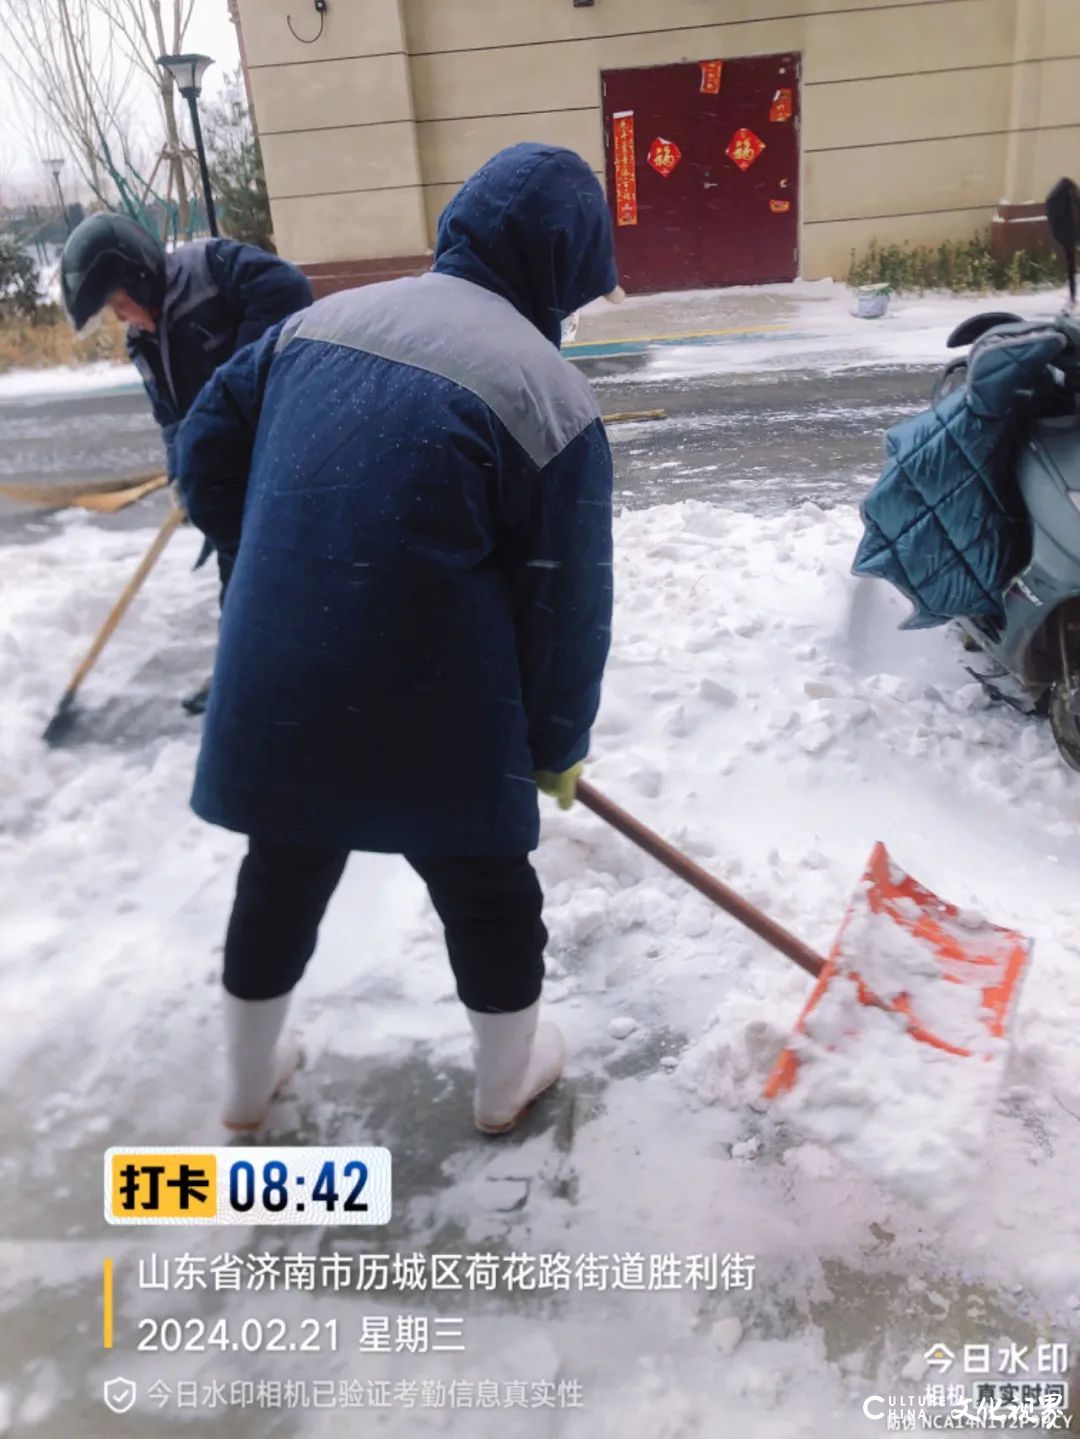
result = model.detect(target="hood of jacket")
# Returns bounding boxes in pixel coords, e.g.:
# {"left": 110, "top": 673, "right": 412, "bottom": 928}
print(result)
{"left": 433, "top": 143, "right": 618, "bottom": 346}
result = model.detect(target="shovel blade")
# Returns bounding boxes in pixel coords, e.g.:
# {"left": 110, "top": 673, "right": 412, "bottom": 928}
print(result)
{"left": 42, "top": 689, "right": 78, "bottom": 747}
{"left": 764, "top": 842, "right": 1032, "bottom": 1101}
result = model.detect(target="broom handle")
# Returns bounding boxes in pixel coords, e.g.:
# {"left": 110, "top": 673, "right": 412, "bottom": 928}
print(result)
{"left": 64, "top": 505, "right": 186, "bottom": 699}
{"left": 575, "top": 779, "right": 825, "bottom": 979}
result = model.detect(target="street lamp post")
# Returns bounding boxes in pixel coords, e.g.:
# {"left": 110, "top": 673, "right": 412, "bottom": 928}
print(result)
{"left": 45, "top": 157, "right": 71, "bottom": 236}
{"left": 155, "top": 52, "right": 219, "bottom": 238}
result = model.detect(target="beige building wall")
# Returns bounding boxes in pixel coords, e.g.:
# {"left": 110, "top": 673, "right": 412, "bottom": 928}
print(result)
{"left": 236, "top": 0, "right": 429, "bottom": 264}
{"left": 236, "top": 0, "right": 1080, "bottom": 284}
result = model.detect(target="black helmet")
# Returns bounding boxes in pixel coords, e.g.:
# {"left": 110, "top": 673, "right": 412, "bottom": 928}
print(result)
{"left": 60, "top": 212, "right": 165, "bottom": 331}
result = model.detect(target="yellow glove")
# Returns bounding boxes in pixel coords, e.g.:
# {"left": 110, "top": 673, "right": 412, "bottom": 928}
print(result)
{"left": 534, "top": 762, "right": 583, "bottom": 811}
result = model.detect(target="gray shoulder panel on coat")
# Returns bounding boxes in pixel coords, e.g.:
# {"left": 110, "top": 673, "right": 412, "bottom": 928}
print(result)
{"left": 275, "top": 272, "right": 600, "bottom": 469}
{"left": 164, "top": 241, "right": 218, "bottom": 325}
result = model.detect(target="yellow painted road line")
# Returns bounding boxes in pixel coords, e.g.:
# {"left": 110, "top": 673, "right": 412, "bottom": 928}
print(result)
{"left": 602, "top": 409, "right": 666, "bottom": 424}
{"left": 564, "top": 322, "right": 788, "bottom": 350}
{"left": 103, "top": 1258, "right": 114, "bottom": 1349}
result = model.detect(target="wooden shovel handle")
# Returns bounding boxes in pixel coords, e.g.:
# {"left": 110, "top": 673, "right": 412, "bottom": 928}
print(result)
{"left": 65, "top": 504, "right": 186, "bottom": 699}
{"left": 575, "top": 778, "right": 825, "bottom": 979}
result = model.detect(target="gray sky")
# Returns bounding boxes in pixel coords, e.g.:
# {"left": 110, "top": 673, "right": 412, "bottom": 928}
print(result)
{"left": 1, "top": 0, "right": 241, "bottom": 193}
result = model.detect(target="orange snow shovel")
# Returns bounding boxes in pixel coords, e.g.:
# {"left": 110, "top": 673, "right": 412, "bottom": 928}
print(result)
{"left": 575, "top": 782, "right": 1032, "bottom": 1099}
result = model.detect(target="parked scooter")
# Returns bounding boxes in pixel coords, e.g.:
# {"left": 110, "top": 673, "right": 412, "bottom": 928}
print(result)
{"left": 951, "top": 180, "right": 1080, "bottom": 767}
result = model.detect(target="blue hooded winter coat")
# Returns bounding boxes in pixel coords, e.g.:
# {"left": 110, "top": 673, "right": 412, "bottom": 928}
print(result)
{"left": 127, "top": 238, "right": 313, "bottom": 477}
{"left": 176, "top": 144, "right": 618, "bottom": 856}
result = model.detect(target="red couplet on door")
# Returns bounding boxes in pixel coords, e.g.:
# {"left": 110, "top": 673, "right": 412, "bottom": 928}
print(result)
{"left": 601, "top": 53, "right": 801, "bottom": 293}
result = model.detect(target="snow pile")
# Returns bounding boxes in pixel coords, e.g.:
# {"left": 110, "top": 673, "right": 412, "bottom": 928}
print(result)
{"left": 3, "top": 497, "right": 1080, "bottom": 1435}
{"left": 774, "top": 886, "right": 1020, "bottom": 1214}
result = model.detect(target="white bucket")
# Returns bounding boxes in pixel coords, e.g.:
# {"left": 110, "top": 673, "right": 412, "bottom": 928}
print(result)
{"left": 855, "top": 284, "right": 891, "bottom": 319}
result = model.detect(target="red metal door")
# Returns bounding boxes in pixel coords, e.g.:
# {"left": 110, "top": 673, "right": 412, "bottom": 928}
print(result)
{"left": 601, "top": 54, "right": 800, "bottom": 293}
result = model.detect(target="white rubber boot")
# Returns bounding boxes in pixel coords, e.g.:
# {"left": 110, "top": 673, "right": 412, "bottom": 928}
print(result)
{"left": 222, "top": 992, "right": 302, "bottom": 1131}
{"left": 467, "top": 1001, "right": 565, "bottom": 1135}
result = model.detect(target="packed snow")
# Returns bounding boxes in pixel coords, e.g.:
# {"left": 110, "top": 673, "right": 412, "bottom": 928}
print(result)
{"left": 2, "top": 489, "right": 1080, "bottom": 1435}
{"left": 770, "top": 879, "right": 1031, "bottom": 1215}
{"left": 579, "top": 279, "right": 1063, "bottom": 381}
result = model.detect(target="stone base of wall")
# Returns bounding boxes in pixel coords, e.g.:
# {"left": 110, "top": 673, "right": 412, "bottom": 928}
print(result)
{"left": 301, "top": 255, "right": 432, "bottom": 299}
{"left": 989, "top": 202, "right": 1053, "bottom": 264}
{"left": 297, "top": 215, "right": 1064, "bottom": 296}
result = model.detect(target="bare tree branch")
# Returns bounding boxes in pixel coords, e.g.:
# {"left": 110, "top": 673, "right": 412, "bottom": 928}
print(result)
{"left": 0, "top": 0, "right": 138, "bottom": 206}
{"left": 0, "top": 0, "right": 198, "bottom": 230}
{"left": 90, "top": 0, "right": 195, "bottom": 231}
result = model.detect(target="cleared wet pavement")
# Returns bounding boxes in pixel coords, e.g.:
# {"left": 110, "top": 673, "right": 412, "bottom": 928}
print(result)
{"left": 586, "top": 358, "right": 930, "bottom": 511}
{"left": 0, "top": 384, "right": 167, "bottom": 544}
{"left": 0, "top": 360, "right": 936, "bottom": 546}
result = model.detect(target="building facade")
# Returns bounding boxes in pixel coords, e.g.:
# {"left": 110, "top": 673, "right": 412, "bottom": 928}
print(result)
{"left": 234, "top": 0, "right": 1080, "bottom": 294}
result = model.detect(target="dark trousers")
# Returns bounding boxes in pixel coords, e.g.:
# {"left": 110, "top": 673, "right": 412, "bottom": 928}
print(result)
{"left": 223, "top": 841, "right": 548, "bottom": 1013}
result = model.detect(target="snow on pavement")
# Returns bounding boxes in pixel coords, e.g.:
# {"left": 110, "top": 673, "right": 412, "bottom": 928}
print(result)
{"left": 2, "top": 500, "right": 1079, "bottom": 1434}
{"left": 0, "top": 360, "right": 139, "bottom": 403}
{"left": 585, "top": 280, "right": 1064, "bottom": 382}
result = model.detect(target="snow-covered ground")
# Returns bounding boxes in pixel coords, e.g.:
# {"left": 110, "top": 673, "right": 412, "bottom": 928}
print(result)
{"left": 582, "top": 280, "right": 1065, "bottom": 380}
{"left": 0, "top": 360, "right": 139, "bottom": 402}
{"left": 2, "top": 490, "right": 1079, "bottom": 1434}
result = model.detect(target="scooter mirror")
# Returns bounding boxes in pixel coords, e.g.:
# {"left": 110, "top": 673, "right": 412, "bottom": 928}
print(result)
{"left": 945, "top": 312, "right": 1025, "bottom": 349}
{"left": 1055, "top": 312, "right": 1080, "bottom": 360}
{"left": 1046, "top": 178, "right": 1079, "bottom": 302}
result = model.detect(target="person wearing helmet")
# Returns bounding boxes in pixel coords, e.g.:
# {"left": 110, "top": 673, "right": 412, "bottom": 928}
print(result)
{"left": 61, "top": 212, "right": 313, "bottom": 709}
{"left": 61, "top": 212, "right": 313, "bottom": 493}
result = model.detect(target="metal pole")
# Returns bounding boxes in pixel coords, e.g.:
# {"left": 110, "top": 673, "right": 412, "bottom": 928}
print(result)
{"left": 53, "top": 173, "right": 71, "bottom": 236}
{"left": 185, "top": 89, "right": 219, "bottom": 237}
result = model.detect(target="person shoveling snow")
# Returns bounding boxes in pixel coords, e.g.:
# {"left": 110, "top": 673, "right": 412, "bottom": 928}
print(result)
{"left": 174, "top": 144, "right": 622, "bottom": 1135}
{"left": 58, "top": 211, "right": 314, "bottom": 714}
{"left": 171, "top": 139, "right": 1033, "bottom": 1193}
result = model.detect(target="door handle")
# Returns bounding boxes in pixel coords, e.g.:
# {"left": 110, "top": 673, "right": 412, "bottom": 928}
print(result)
{"left": 703, "top": 181, "right": 719, "bottom": 188}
